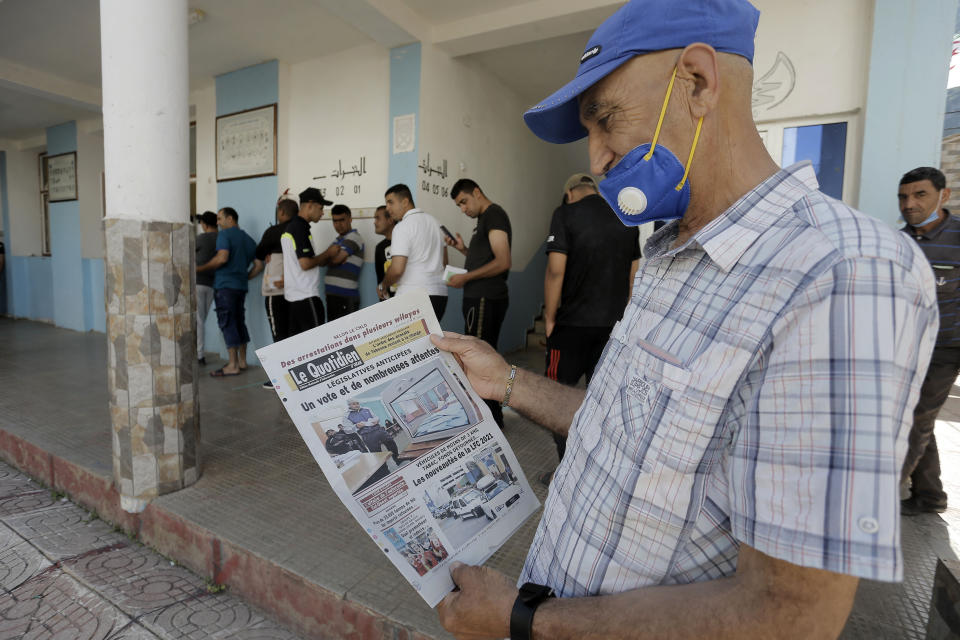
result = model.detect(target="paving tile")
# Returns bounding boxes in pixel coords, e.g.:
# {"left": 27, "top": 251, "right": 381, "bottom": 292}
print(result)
{"left": 141, "top": 591, "right": 303, "bottom": 640}
{"left": 107, "top": 624, "right": 161, "bottom": 639}
{"left": 4, "top": 502, "right": 128, "bottom": 561}
{"left": 0, "top": 467, "right": 43, "bottom": 498}
{"left": 0, "top": 489, "right": 59, "bottom": 517}
{"left": 140, "top": 591, "right": 263, "bottom": 639}
{"left": 0, "top": 567, "right": 134, "bottom": 639}
{"left": 0, "top": 524, "right": 54, "bottom": 592}
{"left": 64, "top": 543, "right": 208, "bottom": 617}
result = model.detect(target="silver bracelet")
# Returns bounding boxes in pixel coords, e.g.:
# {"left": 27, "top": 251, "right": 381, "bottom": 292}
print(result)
{"left": 501, "top": 365, "right": 518, "bottom": 408}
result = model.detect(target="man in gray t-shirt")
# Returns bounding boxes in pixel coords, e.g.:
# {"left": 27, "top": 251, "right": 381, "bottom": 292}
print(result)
{"left": 194, "top": 211, "right": 218, "bottom": 365}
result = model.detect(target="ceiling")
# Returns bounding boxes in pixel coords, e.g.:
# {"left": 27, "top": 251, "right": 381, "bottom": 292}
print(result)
{"left": 468, "top": 30, "right": 594, "bottom": 107}
{"left": 404, "top": 0, "right": 539, "bottom": 25}
{"left": 0, "top": 0, "right": 623, "bottom": 142}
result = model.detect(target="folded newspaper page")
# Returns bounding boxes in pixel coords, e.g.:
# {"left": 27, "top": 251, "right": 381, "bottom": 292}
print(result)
{"left": 256, "top": 292, "right": 540, "bottom": 607}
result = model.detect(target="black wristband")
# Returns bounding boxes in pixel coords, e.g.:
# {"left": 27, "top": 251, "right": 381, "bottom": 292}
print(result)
{"left": 510, "top": 582, "right": 555, "bottom": 640}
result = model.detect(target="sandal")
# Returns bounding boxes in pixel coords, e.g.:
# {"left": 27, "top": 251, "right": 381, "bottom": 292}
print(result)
{"left": 210, "top": 368, "right": 241, "bottom": 378}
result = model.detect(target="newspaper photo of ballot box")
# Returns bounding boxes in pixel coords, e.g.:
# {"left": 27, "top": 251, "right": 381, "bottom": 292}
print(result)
{"left": 256, "top": 292, "right": 539, "bottom": 607}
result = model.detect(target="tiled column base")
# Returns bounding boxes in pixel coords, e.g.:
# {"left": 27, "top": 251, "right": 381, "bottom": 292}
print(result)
{"left": 105, "top": 219, "right": 200, "bottom": 512}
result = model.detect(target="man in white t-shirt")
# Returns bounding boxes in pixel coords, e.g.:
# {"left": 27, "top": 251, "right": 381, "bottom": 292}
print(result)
{"left": 380, "top": 183, "right": 448, "bottom": 320}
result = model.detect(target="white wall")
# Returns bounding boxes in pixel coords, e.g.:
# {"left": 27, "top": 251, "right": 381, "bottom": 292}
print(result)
{"left": 751, "top": 0, "right": 874, "bottom": 207}
{"left": 752, "top": 0, "right": 872, "bottom": 122}
{"left": 418, "top": 43, "right": 589, "bottom": 269}
{"left": 285, "top": 42, "right": 391, "bottom": 257}
{"left": 3, "top": 145, "right": 42, "bottom": 257}
{"left": 77, "top": 119, "right": 105, "bottom": 259}
{"left": 190, "top": 83, "right": 217, "bottom": 216}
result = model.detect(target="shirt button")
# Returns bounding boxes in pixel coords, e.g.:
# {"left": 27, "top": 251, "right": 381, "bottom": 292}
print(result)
{"left": 858, "top": 517, "right": 879, "bottom": 534}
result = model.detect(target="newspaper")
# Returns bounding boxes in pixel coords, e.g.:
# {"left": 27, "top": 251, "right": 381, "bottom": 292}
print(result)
{"left": 256, "top": 292, "right": 540, "bottom": 606}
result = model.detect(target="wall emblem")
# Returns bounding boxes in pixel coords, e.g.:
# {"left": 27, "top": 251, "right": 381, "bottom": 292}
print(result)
{"left": 752, "top": 52, "right": 796, "bottom": 117}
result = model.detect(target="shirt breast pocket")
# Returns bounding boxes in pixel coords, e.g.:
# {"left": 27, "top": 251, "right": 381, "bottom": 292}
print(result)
{"left": 614, "top": 336, "right": 754, "bottom": 474}
{"left": 610, "top": 339, "right": 698, "bottom": 469}
{"left": 932, "top": 264, "right": 960, "bottom": 294}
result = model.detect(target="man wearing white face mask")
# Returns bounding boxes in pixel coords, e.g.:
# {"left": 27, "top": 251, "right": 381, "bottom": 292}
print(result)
{"left": 430, "top": 0, "right": 940, "bottom": 638}
{"left": 898, "top": 166, "right": 958, "bottom": 515}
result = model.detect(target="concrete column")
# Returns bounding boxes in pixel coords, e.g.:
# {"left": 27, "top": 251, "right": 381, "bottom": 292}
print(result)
{"left": 100, "top": 0, "right": 198, "bottom": 513}
{"left": 857, "top": 0, "right": 958, "bottom": 225}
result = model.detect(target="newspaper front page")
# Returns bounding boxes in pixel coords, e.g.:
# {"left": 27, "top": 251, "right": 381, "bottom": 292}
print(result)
{"left": 256, "top": 292, "right": 540, "bottom": 606}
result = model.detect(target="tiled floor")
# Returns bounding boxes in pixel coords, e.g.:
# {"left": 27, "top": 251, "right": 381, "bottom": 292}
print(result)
{"left": 0, "top": 316, "right": 959, "bottom": 638}
{"left": 0, "top": 461, "right": 303, "bottom": 639}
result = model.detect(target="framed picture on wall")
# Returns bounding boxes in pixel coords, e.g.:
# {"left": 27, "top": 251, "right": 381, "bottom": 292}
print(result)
{"left": 215, "top": 104, "right": 277, "bottom": 182}
{"left": 46, "top": 152, "right": 78, "bottom": 202}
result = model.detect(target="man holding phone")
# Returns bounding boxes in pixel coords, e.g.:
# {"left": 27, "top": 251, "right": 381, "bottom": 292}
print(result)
{"left": 447, "top": 178, "right": 512, "bottom": 430}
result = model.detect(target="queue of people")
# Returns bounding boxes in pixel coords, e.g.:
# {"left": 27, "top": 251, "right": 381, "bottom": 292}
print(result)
{"left": 194, "top": 178, "right": 526, "bottom": 396}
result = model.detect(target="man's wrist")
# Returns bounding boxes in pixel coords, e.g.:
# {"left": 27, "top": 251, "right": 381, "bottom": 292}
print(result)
{"left": 501, "top": 365, "right": 519, "bottom": 407}
{"left": 510, "top": 582, "right": 555, "bottom": 640}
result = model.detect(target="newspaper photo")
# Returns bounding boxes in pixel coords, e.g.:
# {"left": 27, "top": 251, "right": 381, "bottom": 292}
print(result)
{"left": 256, "top": 292, "right": 540, "bottom": 607}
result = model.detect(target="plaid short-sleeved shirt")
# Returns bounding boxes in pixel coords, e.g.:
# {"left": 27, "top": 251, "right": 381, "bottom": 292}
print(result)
{"left": 520, "top": 163, "right": 938, "bottom": 596}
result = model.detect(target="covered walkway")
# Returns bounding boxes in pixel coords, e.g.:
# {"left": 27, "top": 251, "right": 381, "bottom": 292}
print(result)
{"left": 0, "top": 316, "right": 957, "bottom": 639}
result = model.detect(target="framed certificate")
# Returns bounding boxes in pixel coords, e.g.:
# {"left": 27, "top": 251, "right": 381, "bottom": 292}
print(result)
{"left": 46, "top": 152, "right": 78, "bottom": 202}
{"left": 216, "top": 104, "right": 277, "bottom": 181}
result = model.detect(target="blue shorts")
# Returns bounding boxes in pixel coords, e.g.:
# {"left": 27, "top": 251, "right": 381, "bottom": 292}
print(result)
{"left": 214, "top": 288, "right": 250, "bottom": 348}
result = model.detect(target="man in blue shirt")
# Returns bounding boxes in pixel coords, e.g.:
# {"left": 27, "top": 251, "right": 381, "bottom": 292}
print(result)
{"left": 197, "top": 207, "right": 262, "bottom": 377}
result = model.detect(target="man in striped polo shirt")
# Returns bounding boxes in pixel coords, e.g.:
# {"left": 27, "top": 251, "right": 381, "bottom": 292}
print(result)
{"left": 898, "top": 166, "right": 959, "bottom": 515}
{"left": 324, "top": 204, "right": 365, "bottom": 321}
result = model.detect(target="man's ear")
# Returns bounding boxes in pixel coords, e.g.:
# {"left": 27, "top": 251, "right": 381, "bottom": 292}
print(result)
{"left": 676, "top": 43, "right": 720, "bottom": 119}
{"left": 943, "top": 187, "right": 952, "bottom": 203}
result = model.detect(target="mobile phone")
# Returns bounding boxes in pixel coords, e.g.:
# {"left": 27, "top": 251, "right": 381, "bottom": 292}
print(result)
{"left": 440, "top": 225, "right": 456, "bottom": 242}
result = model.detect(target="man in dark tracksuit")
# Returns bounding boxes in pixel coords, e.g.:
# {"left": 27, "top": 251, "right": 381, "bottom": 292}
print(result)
{"left": 898, "top": 166, "right": 959, "bottom": 515}
{"left": 542, "top": 174, "right": 640, "bottom": 472}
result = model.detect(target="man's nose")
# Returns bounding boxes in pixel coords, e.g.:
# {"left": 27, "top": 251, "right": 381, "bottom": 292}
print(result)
{"left": 588, "top": 133, "right": 614, "bottom": 177}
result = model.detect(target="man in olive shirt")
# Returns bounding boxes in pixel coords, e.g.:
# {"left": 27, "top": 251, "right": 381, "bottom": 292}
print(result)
{"left": 446, "top": 178, "right": 512, "bottom": 429}
{"left": 898, "top": 166, "right": 960, "bottom": 514}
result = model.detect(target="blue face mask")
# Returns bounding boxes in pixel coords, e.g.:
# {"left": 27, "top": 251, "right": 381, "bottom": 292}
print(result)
{"left": 598, "top": 67, "right": 703, "bottom": 226}
{"left": 913, "top": 193, "right": 945, "bottom": 227}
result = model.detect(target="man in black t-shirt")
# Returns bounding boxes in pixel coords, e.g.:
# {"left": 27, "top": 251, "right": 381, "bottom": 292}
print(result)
{"left": 543, "top": 173, "right": 640, "bottom": 465}
{"left": 373, "top": 205, "right": 395, "bottom": 297}
{"left": 194, "top": 211, "right": 218, "bottom": 365}
{"left": 256, "top": 198, "right": 298, "bottom": 344}
{"left": 446, "top": 178, "right": 512, "bottom": 429}
{"left": 254, "top": 198, "right": 298, "bottom": 388}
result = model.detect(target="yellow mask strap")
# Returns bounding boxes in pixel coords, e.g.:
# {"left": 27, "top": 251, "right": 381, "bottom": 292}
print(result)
{"left": 643, "top": 67, "right": 677, "bottom": 161}
{"left": 676, "top": 116, "right": 702, "bottom": 191}
{"left": 641, "top": 66, "right": 704, "bottom": 191}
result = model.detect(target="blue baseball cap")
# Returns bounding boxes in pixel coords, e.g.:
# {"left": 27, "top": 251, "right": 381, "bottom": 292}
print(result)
{"left": 524, "top": 0, "right": 760, "bottom": 144}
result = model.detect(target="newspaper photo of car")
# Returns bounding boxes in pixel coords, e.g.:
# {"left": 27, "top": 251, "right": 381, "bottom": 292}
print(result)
{"left": 421, "top": 444, "right": 523, "bottom": 550}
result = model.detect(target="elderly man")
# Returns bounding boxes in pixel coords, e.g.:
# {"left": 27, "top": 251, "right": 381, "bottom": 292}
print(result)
{"left": 431, "top": 1, "right": 938, "bottom": 638}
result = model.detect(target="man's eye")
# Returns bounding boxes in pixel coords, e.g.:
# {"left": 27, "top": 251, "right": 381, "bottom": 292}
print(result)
{"left": 598, "top": 115, "right": 611, "bottom": 129}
